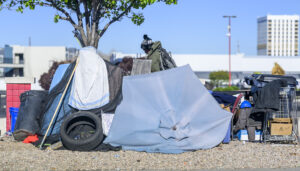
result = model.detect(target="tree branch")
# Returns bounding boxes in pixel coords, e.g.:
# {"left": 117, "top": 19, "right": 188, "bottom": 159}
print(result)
{"left": 44, "top": 0, "right": 78, "bottom": 29}
{"left": 73, "top": 0, "right": 87, "bottom": 46}
{"left": 98, "top": 2, "right": 134, "bottom": 38}
{"left": 82, "top": 0, "right": 90, "bottom": 40}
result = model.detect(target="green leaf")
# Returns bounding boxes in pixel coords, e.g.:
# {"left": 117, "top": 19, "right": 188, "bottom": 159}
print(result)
{"left": 131, "top": 13, "right": 145, "bottom": 25}
{"left": 54, "top": 14, "right": 60, "bottom": 23}
{"left": 16, "top": 6, "right": 24, "bottom": 13}
{"left": 29, "top": 4, "right": 35, "bottom": 10}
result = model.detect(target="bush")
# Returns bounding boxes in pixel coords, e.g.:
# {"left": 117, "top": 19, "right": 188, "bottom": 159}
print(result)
{"left": 213, "top": 86, "right": 239, "bottom": 91}
{"left": 209, "top": 71, "right": 229, "bottom": 87}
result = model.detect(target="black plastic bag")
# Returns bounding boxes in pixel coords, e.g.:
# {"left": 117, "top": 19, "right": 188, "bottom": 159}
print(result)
{"left": 13, "top": 90, "right": 48, "bottom": 141}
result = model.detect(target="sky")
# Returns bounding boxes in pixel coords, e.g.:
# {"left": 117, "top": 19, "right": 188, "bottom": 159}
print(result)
{"left": 0, "top": 0, "right": 299, "bottom": 55}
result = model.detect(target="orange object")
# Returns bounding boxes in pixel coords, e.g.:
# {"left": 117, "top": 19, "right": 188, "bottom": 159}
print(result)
{"left": 23, "top": 134, "right": 39, "bottom": 143}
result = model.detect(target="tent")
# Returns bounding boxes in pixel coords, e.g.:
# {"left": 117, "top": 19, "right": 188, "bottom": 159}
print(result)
{"left": 39, "top": 58, "right": 123, "bottom": 138}
{"left": 104, "top": 65, "right": 232, "bottom": 153}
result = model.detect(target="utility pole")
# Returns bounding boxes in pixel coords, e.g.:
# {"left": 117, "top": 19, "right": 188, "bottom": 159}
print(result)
{"left": 223, "top": 15, "right": 236, "bottom": 87}
{"left": 29, "top": 36, "right": 31, "bottom": 46}
{"left": 237, "top": 40, "right": 240, "bottom": 54}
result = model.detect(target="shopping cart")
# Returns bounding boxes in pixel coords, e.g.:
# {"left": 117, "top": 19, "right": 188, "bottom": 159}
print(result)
{"left": 263, "top": 87, "right": 298, "bottom": 143}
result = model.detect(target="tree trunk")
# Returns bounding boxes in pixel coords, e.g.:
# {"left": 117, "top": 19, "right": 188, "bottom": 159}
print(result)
{"left": 77, "top": 36, "right": 100, "bottom": 49}
{"left": 75, "top": 27, "right": 100, "bottom": 49}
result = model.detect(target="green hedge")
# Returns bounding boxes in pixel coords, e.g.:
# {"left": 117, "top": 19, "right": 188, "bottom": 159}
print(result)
{"left": 213, "top": 86, "right": 239, "bottom": 91}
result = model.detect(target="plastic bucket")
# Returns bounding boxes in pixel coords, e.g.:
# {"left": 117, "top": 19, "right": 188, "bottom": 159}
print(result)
{"left": 9, "top": 107, "right": 19, "bottom": 133}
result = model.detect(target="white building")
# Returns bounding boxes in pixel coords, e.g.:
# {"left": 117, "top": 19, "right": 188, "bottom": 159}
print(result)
{"left": 172, "top": 53, "right": 300, "bottom": 79}
{"left": 0, "top": 45, "right": 67, "bottom": 79}
{"left": 111, "top": 52, "right": 300, "bottom": 84}
{"left": 257, "top": 15, "right": 299, "bottom": 56}
{"left": 0, "top": 45, "right": 79, "bottom": 90}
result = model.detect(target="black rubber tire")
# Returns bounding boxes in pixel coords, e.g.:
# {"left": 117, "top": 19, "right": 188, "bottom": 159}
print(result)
{"left": 60, "top": 111, "right": 104, "bottom": 151}
{"left": 66, "top": 121, "right": 95, "bottom": 135}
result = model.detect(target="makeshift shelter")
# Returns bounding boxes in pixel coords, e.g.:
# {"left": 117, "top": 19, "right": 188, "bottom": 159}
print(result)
{"left": 104, "top": 65, "right": 232, "bottom": 153}
{"left": 39, "top": 50, "right": 123, "bottom": 139}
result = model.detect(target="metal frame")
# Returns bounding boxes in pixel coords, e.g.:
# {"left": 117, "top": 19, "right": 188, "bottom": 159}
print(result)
{"left": 263, "top": 87, "right": 298, "bottom": 143}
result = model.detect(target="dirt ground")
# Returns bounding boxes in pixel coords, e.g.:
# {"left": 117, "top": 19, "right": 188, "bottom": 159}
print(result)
{"left": 0, "top": 136, "right": 300, "bottom": 170}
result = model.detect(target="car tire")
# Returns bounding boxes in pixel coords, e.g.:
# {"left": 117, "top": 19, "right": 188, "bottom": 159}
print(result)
{"left": 60, "top": 111, "right": 104, "bottom": 151}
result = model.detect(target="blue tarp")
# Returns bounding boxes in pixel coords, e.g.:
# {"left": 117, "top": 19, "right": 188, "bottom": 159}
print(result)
{"left": 49, "top": 64, "right": 70, "bottom": 91}
{"left": 40, "top": 63, "right": 74, "bottom": 136}
{"left": 40, "top": 84, "right": 73, "bottom": 135}
{"left": 104, "top": 65, "right": 232, "bottom": 153}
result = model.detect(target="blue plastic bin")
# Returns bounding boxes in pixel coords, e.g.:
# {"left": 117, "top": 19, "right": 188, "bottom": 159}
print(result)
{"left": 9, "top": 107, "right": 19, "bottom": 133}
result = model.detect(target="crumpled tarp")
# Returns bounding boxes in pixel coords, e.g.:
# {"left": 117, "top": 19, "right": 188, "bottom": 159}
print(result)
{"left": 104, "top": 65, "right": 232, "bottom": 153}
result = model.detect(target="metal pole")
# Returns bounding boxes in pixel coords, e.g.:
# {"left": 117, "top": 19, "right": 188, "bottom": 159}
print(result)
{"left": 228, "top": 17, "right": 231, "bottom": 87}
{"left": 39, "top": 58, "right": 79, "bottom": 149}
{"left": 223, "top": 15, "right": 236, "bottom": 87}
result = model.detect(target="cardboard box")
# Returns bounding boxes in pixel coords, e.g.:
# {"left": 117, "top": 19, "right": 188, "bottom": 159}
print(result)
{"left": 270, "top": 123, "right": 292, "bottom": 135}
{"left": 272, "top": 118, "right": 291, "bottom": 123}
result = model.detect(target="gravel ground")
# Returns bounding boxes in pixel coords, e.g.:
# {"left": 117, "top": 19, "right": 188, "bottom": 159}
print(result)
{"left": 0, "top": 136, "right": 299, "bottom": 170}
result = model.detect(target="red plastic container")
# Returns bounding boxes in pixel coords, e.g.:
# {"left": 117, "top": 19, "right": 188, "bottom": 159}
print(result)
{"left": 6, "top": 84, "right": 31, "bottom": 132}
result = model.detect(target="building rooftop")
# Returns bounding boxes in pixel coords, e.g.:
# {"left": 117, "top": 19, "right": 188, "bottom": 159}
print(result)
{"left": 172, "top": 53, "right": 300, "bottom": 73}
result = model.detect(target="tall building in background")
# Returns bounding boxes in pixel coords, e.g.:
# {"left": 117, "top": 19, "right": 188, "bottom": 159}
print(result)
{"left": 257, "top": 15, "right": 299, "bottom": 56}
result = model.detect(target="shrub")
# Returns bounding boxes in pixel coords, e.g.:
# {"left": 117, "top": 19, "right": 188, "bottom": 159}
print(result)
{"left": 213, "top": 86, "right": 239, "bottom": 91}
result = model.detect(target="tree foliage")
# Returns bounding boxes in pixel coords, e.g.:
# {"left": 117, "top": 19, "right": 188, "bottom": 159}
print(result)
{"left": 213, "top": 86, "right": 239, "bottom": 91}
{"left": 272, "top": 62, "right": 285, "bottom": 75}
{"left": 0, "top": 0, "right": 177, "bottom": 48}
{"left": 209, "top": 70, "right": 229, "bottom": 87}
{"left": 253, "top": 71, "right": 262, "bottom": 75}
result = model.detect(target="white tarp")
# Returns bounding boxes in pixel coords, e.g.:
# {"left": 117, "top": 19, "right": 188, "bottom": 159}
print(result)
{"left": 69, "top": 47, "right": 109, "bottom": 110}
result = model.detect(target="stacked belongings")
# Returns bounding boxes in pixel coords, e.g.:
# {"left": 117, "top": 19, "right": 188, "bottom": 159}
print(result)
{"left": 233, "top": 100, "right": 254, "bottom": 141}
{"left": 210, "top": 92, "right": 237, "bottom": 143}
{"left": 104, "top": 65, "right": 232, "bottom": 154}
{"left": 13, "top": 47, "right": 124, "bottom": 151}
{"left": 13, "top": 47, "right": 232, "bottom": 153}
{"left": 141, "top": 34, "right": 177, "bottom": 72}
{"left": 244, "top": 74, "right": 298, "bottom": 142}
{"left": 39, "top": 47, "right": 124, "bottom": 150}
